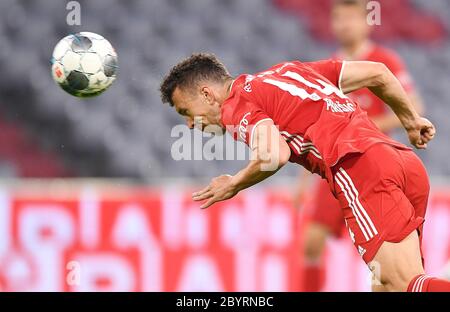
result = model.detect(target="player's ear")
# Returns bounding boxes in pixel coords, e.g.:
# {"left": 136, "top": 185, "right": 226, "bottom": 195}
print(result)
{"left": 201, "top": 86, "right": 214, "bottom": 105}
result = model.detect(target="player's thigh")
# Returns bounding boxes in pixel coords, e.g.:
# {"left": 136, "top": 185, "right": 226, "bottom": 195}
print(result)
{"left": 332, "top": 145, "right": 427, "bottom": 261}
{"left": 402, "top": 149, "right": 430, "bottom": 224}
{"left": 369, "top": 230, "right": 424, "bottom": 292}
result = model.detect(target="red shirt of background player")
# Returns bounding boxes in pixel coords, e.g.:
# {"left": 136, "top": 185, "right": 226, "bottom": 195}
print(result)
{"left": 334, "top": 43, "right": 415, "bottom": 119}
{"left": 220, "top": 59, "right": 410, "bottom": 192}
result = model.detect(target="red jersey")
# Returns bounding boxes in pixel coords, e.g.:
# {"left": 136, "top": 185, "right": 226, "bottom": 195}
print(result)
{"left": 221, "top": 60, "right": 411, "bottom": 186}
{"left": 334, "top": 43, "right": 415, "bottom": 117}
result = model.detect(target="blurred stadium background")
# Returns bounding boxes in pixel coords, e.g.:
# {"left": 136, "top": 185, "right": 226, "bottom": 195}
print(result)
{"left": 0, "top": 0, "right": 450, "bottom": 291}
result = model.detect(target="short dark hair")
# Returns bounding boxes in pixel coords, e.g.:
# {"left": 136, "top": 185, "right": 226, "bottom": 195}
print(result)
{"left": 332, "top": 0, "right": 367, "bottom": 11}
{"left": 159, "top": 53, "right": 232, "bottom": 106}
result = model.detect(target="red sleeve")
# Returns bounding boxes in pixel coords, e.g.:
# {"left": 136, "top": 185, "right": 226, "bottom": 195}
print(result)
{"left": 304, "top": 59, "right": 344, "bottom": 88}
{"left": 222, "top": 99, "right": 272, "bottom": 148}
{"left": 381, "top": 52, "right": 415, "bottom": 93}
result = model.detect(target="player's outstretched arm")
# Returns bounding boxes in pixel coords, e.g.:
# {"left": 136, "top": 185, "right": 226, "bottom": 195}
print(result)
{"left": 340, "top": 61, "right": 435, "bottom": 149}
{"left": 192, "top": 119, "right": 291, "bottom": 209}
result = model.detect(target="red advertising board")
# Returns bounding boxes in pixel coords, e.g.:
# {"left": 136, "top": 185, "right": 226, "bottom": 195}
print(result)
{"left": 0, "top": 185, "right": 448, "bottom": 291}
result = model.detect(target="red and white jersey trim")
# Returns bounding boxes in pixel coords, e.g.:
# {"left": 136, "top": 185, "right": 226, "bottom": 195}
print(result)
{"left": 335, "top": 167, "right": 378, "bottom": 241}
{"left": 280, "top": 131, "right": 322, "bottom": 160}
{"left": 412, "top": 275, "right": 432, "bottom": 292}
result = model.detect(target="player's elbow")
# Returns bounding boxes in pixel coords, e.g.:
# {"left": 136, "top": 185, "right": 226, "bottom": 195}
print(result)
{"left": 256, "top": 143, "right": 290, "bottom": 171}
{"left": 280, "top": 145, "right": 291, "bottom": 167}
{"left": 370, "top": 62, "right": 390, "bottom": 88}
{"left": 276, "top": 141, "right": 292, "bottom": 168}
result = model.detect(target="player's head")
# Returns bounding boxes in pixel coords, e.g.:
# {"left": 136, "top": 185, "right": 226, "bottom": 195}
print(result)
{"left": 160, "top": 53, "right": 233, "bottom": 133}
{"left": 331, "top": 0, "right": 371, "bottom": 47}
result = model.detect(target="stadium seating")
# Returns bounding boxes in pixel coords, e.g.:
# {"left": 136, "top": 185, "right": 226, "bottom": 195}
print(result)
{"left": 0, "top": 111, "right": 70, "bottom": 177}
{"left": 0, "top": 0, "right": 449, "bottom": 179}
{"left": 275, "top": 0, "right": 447, "bottom": 43}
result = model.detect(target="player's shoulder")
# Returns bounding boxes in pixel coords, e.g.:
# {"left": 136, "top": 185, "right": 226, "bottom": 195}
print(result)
{"left": 221, "top": 75, "right": 253, "bottom": 125}
{"left": 225, "top": 60, "right": 306, "bottom": 102}
{"left": 257, "top": 60, "right": 315, "bottom": 77}
{"left": 368, "top": 44, "right": 405, "bottom": 64}
{"left": 227, "top": 74, "right": 253, "bottom": 100}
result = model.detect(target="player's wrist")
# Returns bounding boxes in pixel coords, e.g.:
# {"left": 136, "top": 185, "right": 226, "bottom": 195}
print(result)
{"left": 228, "top": 175, "right": 242, "bottom": 193}
{"left": 400, "top": 112, "right": 422, "bottom": 131}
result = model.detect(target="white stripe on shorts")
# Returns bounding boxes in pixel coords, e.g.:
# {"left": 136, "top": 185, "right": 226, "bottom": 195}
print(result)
{"left": 335, "top": 168, "right": 378, "bottom": 241}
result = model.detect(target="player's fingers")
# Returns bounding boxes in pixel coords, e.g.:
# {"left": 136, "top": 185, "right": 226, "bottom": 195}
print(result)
{"left": 192, "top": 185, "right": 211, "bottom": 198}
{"left": 192, "top": 191, "right": 214, "bottom": 201}
{"left": 422, "top": 126, "right": 436, "bottom": 142}
{"left": 415, "top": 142, "right": 427, "bottom": 149}
{"left": 410, "top": 137, "right": 421, "bottom": 148}
{"left": 431, "top": 128, "right": 436, "bottom": 136}
{"left": 200, "top": 197, "right": 217, "bottom": 209}
{"left": 422, "top": 132, "right": 434, "bottom": 141}
{"left": 409, "top": 131, "right": 426, "bottom": 149}
{"left": 423, "top": 127, "right": 436, "bottom": 139}
{"left": 422, "top": 133, "right": 434, "bottom": 143}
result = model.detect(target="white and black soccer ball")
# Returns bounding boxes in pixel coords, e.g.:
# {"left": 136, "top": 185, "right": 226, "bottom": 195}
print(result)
{"left": 51, "top": 32, "right": 118, "bottom": 97}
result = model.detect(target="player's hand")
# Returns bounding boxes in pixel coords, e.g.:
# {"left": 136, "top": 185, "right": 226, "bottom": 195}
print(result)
{"left": 405, "top": 117, "right": 436, "bottom": 149}
{"left": 192, "top": 175, "right": 238, "bottom": 209}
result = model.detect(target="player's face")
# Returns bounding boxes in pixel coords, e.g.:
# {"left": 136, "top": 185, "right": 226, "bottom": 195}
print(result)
{"left": 172, "top": 87, "right": 224, "bottom": 134}
{"left": 331, "top": 5, "right": 370, "bottom": 47}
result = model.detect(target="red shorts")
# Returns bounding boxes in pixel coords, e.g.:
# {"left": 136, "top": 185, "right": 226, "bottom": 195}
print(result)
{"left": 309, "top": 178, "right": 345, "bottom": 237}
{"left": 331, "top": 143, "right": 430, "bottom": 264}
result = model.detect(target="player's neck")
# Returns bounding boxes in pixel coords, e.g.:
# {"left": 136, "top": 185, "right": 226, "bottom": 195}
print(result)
{"left": 226, "top": 79, "right": 235, "bottom": 97}
{"left": 216, "top": 79, "right": 235, "bottom": 129}
{"left": 340, "top": 40, "right": 373, "bottom": 60}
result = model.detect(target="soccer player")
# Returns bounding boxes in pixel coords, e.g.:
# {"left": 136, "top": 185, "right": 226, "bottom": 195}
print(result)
{"left": 159, "top": 53, "right": 448, "bottom": 292}
{"left": 296, "top": 0, "right": 424, "bottom": 292}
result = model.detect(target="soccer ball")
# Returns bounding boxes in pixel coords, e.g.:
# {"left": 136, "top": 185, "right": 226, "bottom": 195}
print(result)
{"left": 51, "top": 32, "right": 118, "bottom": 97}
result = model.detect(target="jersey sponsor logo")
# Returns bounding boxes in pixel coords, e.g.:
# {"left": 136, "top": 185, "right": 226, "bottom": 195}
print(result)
{"left": 350, "top": 94, "right": 373, "bottom": 109}
{"left": 243, "top": 75, "right": 255, "bottom": 93}
{"left": 325, "top": 98, "right": 355, "bottom": 113}
{"left": 238, "top": 112, "right": 251, "bottom": 142}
